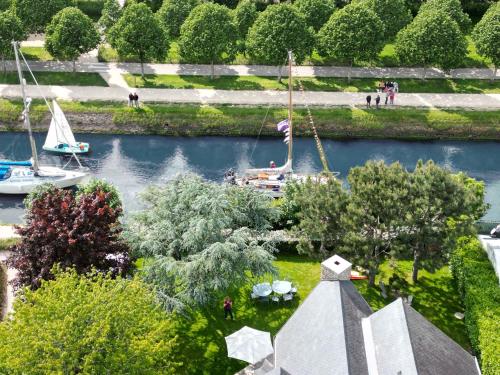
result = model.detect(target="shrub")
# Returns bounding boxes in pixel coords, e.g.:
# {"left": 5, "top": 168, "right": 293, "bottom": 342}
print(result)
{"left": 75, "top": 0, "right": 104, "bottom": 20}
{"left": 450, "top": 236, "right": 500, "bottom": 375}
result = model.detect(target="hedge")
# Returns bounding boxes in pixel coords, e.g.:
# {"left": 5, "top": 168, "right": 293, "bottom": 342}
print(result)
{"left": 450, "top": 236, "right": 500, "bottom": 375}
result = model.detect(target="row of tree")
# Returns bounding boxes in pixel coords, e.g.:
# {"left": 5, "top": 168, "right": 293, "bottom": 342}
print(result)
{"left": 1, "top": 0, "right": 498, "bottom": 78}
{"left": 283, "top": 160, "right": 487, "bottom": 286}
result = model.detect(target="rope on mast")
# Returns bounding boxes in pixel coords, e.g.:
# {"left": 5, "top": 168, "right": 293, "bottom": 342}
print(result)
{"left": 296, "top": 77, "right": 331, "bottom": 173}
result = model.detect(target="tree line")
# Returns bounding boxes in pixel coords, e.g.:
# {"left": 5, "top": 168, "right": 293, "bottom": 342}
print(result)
{"left": 0, "top": 0, "right": 499, "bottom": 78}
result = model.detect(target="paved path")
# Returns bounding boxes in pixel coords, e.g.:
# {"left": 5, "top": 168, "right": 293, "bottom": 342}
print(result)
{"left": 1, "top": 83, "right": 500, "bottom": 109}
{"left": 3, "top": 59, "right": 499, "bottom": 80}
{"left": 0, "top": 226, "right": 19, "bottom": 319}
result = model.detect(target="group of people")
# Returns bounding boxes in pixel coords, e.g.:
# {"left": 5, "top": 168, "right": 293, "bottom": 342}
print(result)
{"left": 366, "top": 80, "right": 399, "bottom": 109}
{"left": 128, "top": 92, "right": 140, "bottom": 108}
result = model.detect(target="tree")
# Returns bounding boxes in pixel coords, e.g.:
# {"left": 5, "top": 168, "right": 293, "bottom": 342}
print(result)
{"left": 0, "top": 10, "right": 26, "bottom": 73}
{"left": 246, "top": 4, "right": 314, "bottom": 80}
{"left": 285, "top": 176, "right": 349, "bottom": 259}
{"left": 232, "top": 0, "right": 258, "bottom": 39}
{"left": 0, "top": 0, "right": 12, "bottom": 11}
{"left": 293, "top": 0, "right": 335, "bottom": 32}
{"left": 98, "top": 0, "right": 122, "bottom": 37}
{"left": 156, "top": 0, "right": 199, "bottom": 39}
{"left": 341, "top": 161, "right": 411, "bottom": 286}
{"left": 7, "top": 184, "right": 130, "bottom": 290}
{"left": 403, "top": 161, "right": 487, "bottom": 283}
{"left": 76, "top": 177, "right": 122, "bottom": 210}
{"left": 212, "top": 0, "right": 239, "bottom": 8}
{"left": 125, "top": 0, "right": 162, "bottom": 12}
{"left": 352, "top": 0, "right": 411, "bottom": 39}
{"left": 45, "top": 7, "right": 99, "bottom": 72}
{"left": 394, "top": 10, "right": 467, "bottom": 78}
{"left": 178, "top": 2, "right": 238, "bottom": 79}
{"left": 317, "top": 2, "right": 385, "bottom": 82}
{"left": 418, "top": 0, "right": 471, "bottom": 32}
{"left": 123, "top": 175, "right": 278, "bottom": 311}
{"left": 0, "top": 269, "right": 180, "bottom": 374}
{"left": 13, "top": 0, "right": 73, "bottom": 33}
{"left": 109, "top": 2, "right": 168, "bottom": 77}
{"left": 472, "top": 2, "right": 500, "bottom": 81}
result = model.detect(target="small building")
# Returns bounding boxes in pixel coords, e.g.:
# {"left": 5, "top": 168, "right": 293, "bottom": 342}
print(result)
{"left": 261, "top": 254, "right": 481, "bottom": 375}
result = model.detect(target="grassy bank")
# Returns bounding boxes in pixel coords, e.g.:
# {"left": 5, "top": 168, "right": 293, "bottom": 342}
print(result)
{"left": 124, "top": 74, "right": 500, "bottom": 94}
{"left": 173, "top": 255, "right": 468, "bottom": 374}
{"left": 0, "top": 72, "right": 108, "bottom": 87}
{"left": 0, "top": 100, "right": 499, "bottom": 140}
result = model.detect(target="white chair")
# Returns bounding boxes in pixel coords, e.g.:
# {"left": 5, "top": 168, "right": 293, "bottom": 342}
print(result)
{"left": 283, "top": 293, "right": 293, "bottom": 302}
{"left": 407, "top": 295, "right": 414, "bottom": 305}
{"left": 290, "top": 287, "right": 297, "bottom": 294}
{"left": 271, "top": 295, "right": 280, "bottom": 303}
{"left": 251, "top": 292, "right": 258, "bottom": 299}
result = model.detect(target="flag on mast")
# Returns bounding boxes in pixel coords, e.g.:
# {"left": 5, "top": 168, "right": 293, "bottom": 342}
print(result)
{"left": 277, "top": 119, "right": 289, "bottom": 132}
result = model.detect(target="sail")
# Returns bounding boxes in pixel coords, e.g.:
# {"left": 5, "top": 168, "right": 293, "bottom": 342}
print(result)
{"left": 44, "top": 100, "right": 76, "bottom": 148}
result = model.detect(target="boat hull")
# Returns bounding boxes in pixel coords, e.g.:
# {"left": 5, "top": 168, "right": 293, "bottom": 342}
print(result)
{"left": 43, "top": 142, "right": 90, "bottom": 154}
{"left": 0, "top": 166, "right": 88, "bottom": 194}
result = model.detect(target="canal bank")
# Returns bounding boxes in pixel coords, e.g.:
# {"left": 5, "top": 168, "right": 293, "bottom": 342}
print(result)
{"left": 1, "top": 100, "right": 500, "bottom": 140}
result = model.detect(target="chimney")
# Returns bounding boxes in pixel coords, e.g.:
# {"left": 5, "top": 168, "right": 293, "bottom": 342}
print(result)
{"left": 321, "top": 254, "right": 352, "bottom": 281}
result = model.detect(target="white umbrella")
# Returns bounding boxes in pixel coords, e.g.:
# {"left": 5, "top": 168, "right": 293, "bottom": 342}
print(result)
{"left": 225, "top": 326, "right": 274, "bottom": 364}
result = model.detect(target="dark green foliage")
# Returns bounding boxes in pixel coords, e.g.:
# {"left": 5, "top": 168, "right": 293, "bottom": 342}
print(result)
{"left": 13, "top": 0, "right": 74, "bottom": 33}
{"left": 0, "top": 9, "right": 26, "bottom": 73}
{"left": 450, "top": 236, "right": 500, "bottom": 375}
{"left": 211, "top": 0, "right": 239, "bottom": 8}
{"left": 472, "top": 1, "right": 500, "bottom": 74}
{"left": 98, "top": 0, "right": 122, "bottom": 35}
{"left": 109, "top": 2, "right": 168, "bottom": 76}
{"left": 395, "top": 9, "right": 467, "bottom": 74}
{"left": 75, "top": 0, "right": 104, "bottom": 20}
{"left": 156, "top": 0, "right": 199, "bottom": 38}
{"left": 246, "top": 4, "right": 314, "bottom": 67}
{"left": 232, "top": 0, "right": 258, "bottom": 38}
{"left": 179, "top": 2, "right": 237, "bottom": 77}
{"left": 352, "top": 0, "right": 412, "bottom": 39}
{"left": 45, "top": 7, "right": 100, "bottom": 71}
{"left": 0, "top": 0, "right": 12, "bottom": 11}
{"left": 418, "top": 0, "right": 471, "bottom": 32}
{"left": 126, "top": 0, "right": 162, "bottom": 12}
{"left": 293, "top": 0, "right": 335, "bottom": 32}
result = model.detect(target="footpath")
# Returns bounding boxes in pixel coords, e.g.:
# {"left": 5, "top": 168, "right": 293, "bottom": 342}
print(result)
{"left": 0, "top": 226, "right": 19, "bottom": 319}
{"left": 1, "top": 83, "right": 500, "bottom": 109}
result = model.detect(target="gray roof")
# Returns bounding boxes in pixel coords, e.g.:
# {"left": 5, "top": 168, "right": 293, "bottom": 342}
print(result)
{"left": 273, "top": 280, "right": 372, "bottom": 375}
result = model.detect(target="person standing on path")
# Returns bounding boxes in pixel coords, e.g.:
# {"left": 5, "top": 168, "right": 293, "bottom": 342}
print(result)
{"left": 389, "top": 91, "right": 395, "bottom": 105}
{"left": 366, "top": 95, "right": 372, "bottom": 108}
{"left": 128, "top": 93, "right": 133, "bottom": 107}
{"left": 394, "top": 81, "right": 399, "bottom": 92}
{"left": 224, "top": 296, "right": 234, "bottom": 320}
{"left": 375, "top": 94, "right": 380, "bottom": 109}
{"left": 133, "top": 92, "right": 139, "bottom": 108}
{"left": 384, "top": 88, "right": 389, "bottom": 105}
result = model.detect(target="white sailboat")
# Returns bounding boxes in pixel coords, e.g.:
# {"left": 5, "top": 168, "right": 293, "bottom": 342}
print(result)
{"left": 0, "top": 42, "right": 88, "bottom": 195}
{"left": 43, "top": 100, "right": 90, "bottom": 154}
{"left": 228, "top": 51, "right": 333, "bottom": 197}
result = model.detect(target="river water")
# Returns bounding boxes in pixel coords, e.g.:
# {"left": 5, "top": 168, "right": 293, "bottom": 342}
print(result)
{"left": 1, "top": 132, "right": 499, "bottom": 223}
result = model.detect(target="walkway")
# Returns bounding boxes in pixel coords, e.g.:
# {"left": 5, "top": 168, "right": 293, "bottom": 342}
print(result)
{"left": 3, "top": 59, "right": 499, "bottom": 80}
{"left": 1, "top": 83, "right": 500, "bottom": 109}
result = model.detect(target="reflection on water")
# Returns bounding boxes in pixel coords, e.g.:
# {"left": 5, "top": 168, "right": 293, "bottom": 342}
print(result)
{"left": 1, "top": 132, "right": 499, "bottom": 223}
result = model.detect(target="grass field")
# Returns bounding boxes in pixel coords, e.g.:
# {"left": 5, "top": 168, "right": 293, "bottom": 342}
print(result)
{"left": 1, "top": 100, "right": 499, "bottom": 140}
{"left": 19, "top": 47, "right": 53, "bottom": 61}
{"left": 172, "top": 255, "right": 469, "bottom": 374}
{"left": 99, "top": 38, "right": 493, "bottom": 69}
{"left": 0, "top": 72, "right": 108, "bottom": 86}
{"left": 124, "top": 74, "right": 500, "bottom": 94}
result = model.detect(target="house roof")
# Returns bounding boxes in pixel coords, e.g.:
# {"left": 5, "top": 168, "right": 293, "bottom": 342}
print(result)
{"left": 265, "top": 255, "right": 480, "bottom": 375}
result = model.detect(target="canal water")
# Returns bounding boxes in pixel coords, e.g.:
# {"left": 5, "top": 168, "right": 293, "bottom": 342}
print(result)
{"left": 1, "top": 132, "right": 499, "bottom": 223}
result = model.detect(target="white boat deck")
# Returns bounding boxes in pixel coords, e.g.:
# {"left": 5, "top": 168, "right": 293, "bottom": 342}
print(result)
{"left": 478, "top": 235, "right": 500, "bottom": 284}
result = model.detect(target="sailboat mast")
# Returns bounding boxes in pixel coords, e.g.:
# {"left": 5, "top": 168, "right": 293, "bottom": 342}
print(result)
{"left": 13, "top": 41, "right": 39, "bottom": 173}
{"left": 287, "top": 50, "right": 293, "bottom": 165}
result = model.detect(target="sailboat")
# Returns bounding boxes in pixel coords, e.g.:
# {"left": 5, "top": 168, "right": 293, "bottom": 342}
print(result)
{"left": 0, "top": 42, "right": 88, "bottom": 195}
{"left": 42, "top": 100, "right": 90, "bottom": 154}
{"left": 227, "top": 51, "right": 333, "bottom": 197}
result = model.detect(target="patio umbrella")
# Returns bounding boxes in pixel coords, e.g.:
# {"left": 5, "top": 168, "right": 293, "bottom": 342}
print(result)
{"left": 225, "top": 326, "right": 274, "bottom": 364}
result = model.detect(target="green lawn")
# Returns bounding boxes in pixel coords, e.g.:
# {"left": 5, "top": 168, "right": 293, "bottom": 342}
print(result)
{"left": 0, "top": 72, "right": 108, "bottom": 86}
{"left": 19, "top": 47, "right": 53, "bottom": 62}
{"left": 172, "top": 255, "right": 469, "bottom": 374}
{"left": 123, "top": 73, "right": 500, "bottom": 94}
{"left": 98, "top": 37, "right": 493, "bottom": 69}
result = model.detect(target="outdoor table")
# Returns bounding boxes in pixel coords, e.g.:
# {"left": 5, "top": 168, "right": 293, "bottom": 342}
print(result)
{"left": 272, "top": 280, "right": 292, "bottom": 295}
{"left": 253, "top": 282, "right": 272, "bottom": 297}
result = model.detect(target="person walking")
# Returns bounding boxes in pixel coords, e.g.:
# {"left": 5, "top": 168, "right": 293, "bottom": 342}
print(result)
{"left": 224, "top": 296, "right": 234, "bottom": 320}
{"left": 375, "top": 94, "right": 380, "bottom": 109}
{"left": 389, "top": 91, "right": 395, "bottom": 105}
{"left": 366, "top": 95, "right": 372, "bottom": 108}
{"left": 384, "top": 88, "right": 389, "bottom": 105}
{"left": 133, "top": 92, "right": 139, "bottom": 108}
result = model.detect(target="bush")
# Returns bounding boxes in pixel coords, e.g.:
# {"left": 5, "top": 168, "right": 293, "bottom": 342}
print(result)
{"left": 75, "top": 0, "right": 104, "bottom": 20}
{"left": 450, "top": 236, "right": 500, "bottom": 375}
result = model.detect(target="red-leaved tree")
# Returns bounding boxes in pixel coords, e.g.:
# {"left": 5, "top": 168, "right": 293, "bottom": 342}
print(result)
{"left": 8, "top": 185, "right": 130, "bottom": 290}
